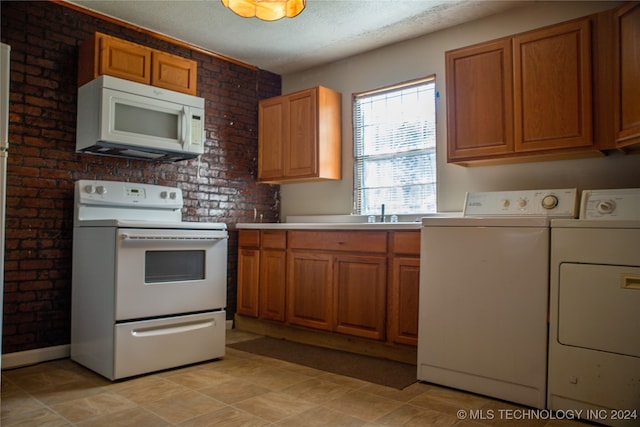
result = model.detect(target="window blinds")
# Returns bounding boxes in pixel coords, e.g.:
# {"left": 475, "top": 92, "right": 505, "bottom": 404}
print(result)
{"left": 353, "top": 77, "right": 437, "bottom": 215}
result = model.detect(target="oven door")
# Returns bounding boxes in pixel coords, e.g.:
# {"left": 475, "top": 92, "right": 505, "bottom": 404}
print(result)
{"left": 115, "top": 228, "right": 227, "bottom": 320}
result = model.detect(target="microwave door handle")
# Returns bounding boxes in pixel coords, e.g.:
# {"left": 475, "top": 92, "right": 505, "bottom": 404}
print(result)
{"left": 182, "top": 107, "right": 192, "bottom": 149}
{"left": 180, "top": 107, "right": 187, "bottom": 148}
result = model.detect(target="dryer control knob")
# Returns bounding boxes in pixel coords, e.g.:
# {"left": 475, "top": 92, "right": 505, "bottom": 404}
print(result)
{"left": 84, "top": 185, "right": 94, "bottom": 194}
{"left": 95, "top": 185, "right": 107, "bottom": 195}
{"left": 160, "top": 191, "right": 168, "bottom": 199}
{"left": 542, "top": 195, "right": 559, "bottom": 209}
{"left": 518, "top": 198, "right": 527, "bottom": 208}
{"left": 596, "top": 200, "right": 616, "bottom": 214}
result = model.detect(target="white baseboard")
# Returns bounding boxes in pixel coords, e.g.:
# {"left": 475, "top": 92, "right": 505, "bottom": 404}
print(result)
{"left": 2, "top": 345, "right": 70, "bottom": 370}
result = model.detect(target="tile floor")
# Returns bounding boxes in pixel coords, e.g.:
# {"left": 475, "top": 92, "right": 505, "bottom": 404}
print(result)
{"left": 2, "top": 330, "right": 593, "bottom": 427}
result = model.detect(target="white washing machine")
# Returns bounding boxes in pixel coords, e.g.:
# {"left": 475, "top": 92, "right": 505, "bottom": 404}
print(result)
{"left": 418, "top": 189, "right": 578, "bottom": 409}
{"left": 548, "top": 189, "right": 640, "bottom": 426}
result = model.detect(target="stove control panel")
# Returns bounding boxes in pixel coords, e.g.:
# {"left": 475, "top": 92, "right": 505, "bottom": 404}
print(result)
{"left": 580, "top": 188, "right": 640, "bottom": 220}
{"left": 464, "top": 189, "right": 578, "bottom": 217}
{"left": 77, "top": 180, "right": 183, "bottom": 209}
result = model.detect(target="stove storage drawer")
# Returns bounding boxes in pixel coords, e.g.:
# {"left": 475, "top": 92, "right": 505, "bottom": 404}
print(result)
{"left": 114, "top": 310, "right": 225, "bottom": 379}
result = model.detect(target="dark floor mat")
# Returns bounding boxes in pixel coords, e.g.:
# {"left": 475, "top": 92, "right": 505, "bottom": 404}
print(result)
{"left": 228, "top": 337, "right": 417, "bottom": 390}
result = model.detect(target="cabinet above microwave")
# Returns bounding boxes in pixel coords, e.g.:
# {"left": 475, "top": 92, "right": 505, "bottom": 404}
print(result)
{"left": 78, "top": 32, "right": 198, "bottom": 96}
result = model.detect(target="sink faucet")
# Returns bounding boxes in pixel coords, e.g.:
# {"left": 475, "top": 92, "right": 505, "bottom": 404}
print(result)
{"left": 381, "top": 204, "right": 385, "bottom": 223}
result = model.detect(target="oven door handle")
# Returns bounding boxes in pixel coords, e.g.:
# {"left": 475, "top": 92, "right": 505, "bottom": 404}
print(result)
{"left": 120, "top": 233, "right": 227, "bottom": 241}
{"left": 131, "top": 319, "right": 216, "bottom": 337}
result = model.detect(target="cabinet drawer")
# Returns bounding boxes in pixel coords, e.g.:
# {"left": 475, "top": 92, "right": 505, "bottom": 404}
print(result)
{"left": 289, "top": 231, "right": 387, "bottom": 253}
{"left": 239, "top": 230, "right": 260, "bottom": 248}
{"left": 390, "top": 231, "right": 420, "bottom": 255}
{"left": 262, "top": 230, "right": 286, "bottom": 249}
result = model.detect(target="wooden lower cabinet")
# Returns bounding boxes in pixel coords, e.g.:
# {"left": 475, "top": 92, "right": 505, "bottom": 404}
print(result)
{"left": 237, "top": 229, "right": 420, "bottom": 347}
{"left": 236, "top": 247, "right": 260, "bottom": 317}
{"left": 388, "top": 231, "right": 421, "bottom": 346}
{"left": 287, "top": 251, "right": 333, "bottom": 330}
{"left": 259, "top": 248, "right": 286, "bottom": 321}
{"left": 388, "top": 257, "right": 420, "bottom": 346}
{"left": 334, "top": 255, "right": 387, "bottom": 340}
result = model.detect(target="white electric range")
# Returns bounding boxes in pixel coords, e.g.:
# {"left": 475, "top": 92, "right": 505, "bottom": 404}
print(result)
{"left": 71, "top": 179, "right": 228, "bottom": 380}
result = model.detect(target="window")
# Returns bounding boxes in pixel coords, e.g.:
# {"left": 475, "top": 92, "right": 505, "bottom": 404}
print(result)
{"left": 353, "top": 77, "right": 437, "bottom": 216}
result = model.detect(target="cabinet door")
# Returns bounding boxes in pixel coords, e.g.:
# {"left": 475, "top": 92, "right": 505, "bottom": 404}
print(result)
{"left": 513, "top": 19, "right": 593, "bottom": 152}
{"left": 287, "top": 251, "right": 333, "bottom": 330}
{"left": 446, "top": 39, "right": 514, "bottom": 162}
{"left": 259, "top": 249, "right": 286, "bottom": 322}
{"left": 237, "top": 248, "right": 260, "bottom": 317}
{"left": 98, "top": 35, "right": 152, "bottom": 85}
{"left": 151, "top": 52, "right": 197, "bottom": 95}
{"left": 388, "top": 257, "right": 420, "bottom": 346}
{"left": 285, "top": 89, "right": 317, "bottom": 178}
{"left": 258, "top": 97, "right": 286, "bottom": 180}
{"left": 614, "top": 2, "right": 640, "bottom": 147}
{"left": 334, "top": 255, "right": 387, "bottom": 340}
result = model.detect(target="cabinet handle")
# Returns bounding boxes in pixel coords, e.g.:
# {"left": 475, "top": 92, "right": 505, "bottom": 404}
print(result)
{"left": 622, "top": 274, "right": 640, "bottom": 290}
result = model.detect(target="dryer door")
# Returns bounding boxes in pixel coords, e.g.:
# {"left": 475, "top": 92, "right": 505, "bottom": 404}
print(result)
{"left": 558, "top": 263, "right": 640, "bottom": 358}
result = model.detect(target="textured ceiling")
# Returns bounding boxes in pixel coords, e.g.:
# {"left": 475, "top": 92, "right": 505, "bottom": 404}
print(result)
{"left": 65, "top": 0, "right": 529, "bottom": 75}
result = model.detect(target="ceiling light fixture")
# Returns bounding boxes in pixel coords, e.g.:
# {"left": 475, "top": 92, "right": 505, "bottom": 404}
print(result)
{"left": 221, "top": 0, "right": 305, "bottom": 21}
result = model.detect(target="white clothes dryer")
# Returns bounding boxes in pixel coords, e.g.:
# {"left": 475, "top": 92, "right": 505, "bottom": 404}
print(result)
{"left": 548, "top": 188, "right": 640, "bottom": 426}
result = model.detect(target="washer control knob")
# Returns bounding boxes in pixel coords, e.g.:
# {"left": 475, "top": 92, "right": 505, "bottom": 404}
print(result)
{"left": 518, "top": 198, "right": 527, "bottom": 208}
{"left": 160, "top": 191, "right": 168, "bottom": 199}
{"left": 502, "top": 199, "right": 510, "bottom": 208}
{"left": 596, "top": 200, "right": 616, "bottom": 214}
{"left": 541, "top": 195, "right": 559, "bottom": 209}
{"left": 170, "top": 192, "right": 177, "bottom": 200}
{"left": 95, "top": 185, "right": 107, "bottom": 195}
{"left": 84, "top": 185, "right": 95, "bottom": 194}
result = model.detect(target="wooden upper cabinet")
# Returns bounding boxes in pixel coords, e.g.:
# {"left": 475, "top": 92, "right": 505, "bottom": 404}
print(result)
{"left": 446, "top": 39, "right": 514, "bottom": 161}
{"left": 286, "top": 89, "right": 317, "bottom": 178}
{"left": 513, "top": 19, "right": 592, "bottom": 152}
{"left": 78, "top": 32, "right": 197, "bottom": 95}
{"left": 614, "top": 2, "right": 640, "bottom": 148}
{"left": 258, "top": 86, "right": 341, "bottom": 183}
{"left": 447, "top": 17, "right": 597, "bottom": 165}
{"left": 78, "top": 33, "right": 151, "bottom": 86}
{"left": 151, "top": 51, "right": 197, "bottom": 95}
{"left": 257, "top": 98, "right": 285, "bottom": 181}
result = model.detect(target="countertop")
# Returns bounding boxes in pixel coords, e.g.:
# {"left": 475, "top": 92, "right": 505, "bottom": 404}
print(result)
{"left": 235, "top": 222, "right": 422, "bottom": 230}
{"left": 235, "top": 214, "right": 463, "bottom": 230}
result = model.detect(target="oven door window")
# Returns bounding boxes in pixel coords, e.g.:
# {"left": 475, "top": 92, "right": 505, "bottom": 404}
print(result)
{"left": 145, "top": 250, "right": 205, "bottom": 283}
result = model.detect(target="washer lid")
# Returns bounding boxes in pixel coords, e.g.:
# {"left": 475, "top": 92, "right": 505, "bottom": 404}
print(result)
{"left": 422, "top": 216, "right": 550, "bottom": 227}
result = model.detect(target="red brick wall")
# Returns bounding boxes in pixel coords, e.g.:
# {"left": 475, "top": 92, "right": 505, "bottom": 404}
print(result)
{"left": 0, "top": 1, "right": 281, "bottom": 354}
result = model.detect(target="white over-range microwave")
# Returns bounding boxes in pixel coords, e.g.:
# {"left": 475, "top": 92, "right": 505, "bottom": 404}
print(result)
{"left": 76, "top": 75, "right": 205, "bottom": 161}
